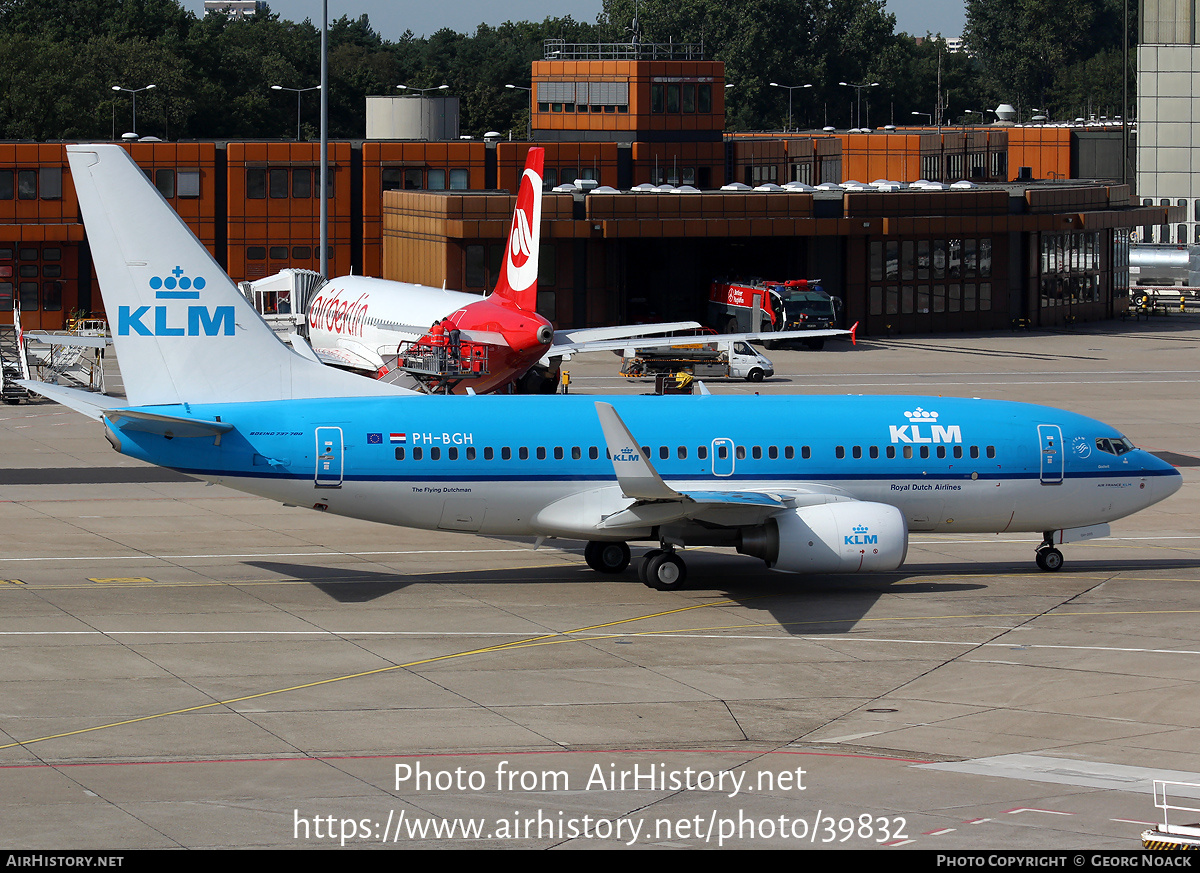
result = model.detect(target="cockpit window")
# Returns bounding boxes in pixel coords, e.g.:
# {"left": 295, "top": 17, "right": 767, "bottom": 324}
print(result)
{"left": 1096, "top": 436, "right": 1136, "bottom": 455}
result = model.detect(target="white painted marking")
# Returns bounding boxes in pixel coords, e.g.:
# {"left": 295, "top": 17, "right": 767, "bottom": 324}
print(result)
{"left": 919, "top": 755, "right": 1200, "bottom": 795}
{"left": 0, "top": 547, "right": 537, "bottom": 562}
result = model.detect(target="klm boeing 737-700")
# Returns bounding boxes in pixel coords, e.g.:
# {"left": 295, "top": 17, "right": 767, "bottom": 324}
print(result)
{"left": 21, "top": 145, "right": 1183, "bottom": 590}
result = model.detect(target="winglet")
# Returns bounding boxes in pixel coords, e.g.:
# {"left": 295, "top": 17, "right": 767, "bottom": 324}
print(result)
{"left": 491, "top": 147, "right": 543, "bottom": 312}
{"left": 850, "top": 320, "right": 858, "bottom": 345}
{"left": 594, "top": 401, "right": 681, "bottom": 501}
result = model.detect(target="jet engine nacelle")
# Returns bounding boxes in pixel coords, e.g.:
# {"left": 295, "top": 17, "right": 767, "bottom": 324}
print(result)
{"left": 739, "top": 502, "right": 909, "bottom": 573}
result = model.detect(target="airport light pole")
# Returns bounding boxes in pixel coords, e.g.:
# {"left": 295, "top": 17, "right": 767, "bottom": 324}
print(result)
{"left": 270, "top": 84, "right": 321, "bottom": 141}
{"left": 768, "top": 82, "right": 812, "bottom": 132}
{"left": 838, "top": 81, "right": 878, "bottom": 129}
{"left": 397, "top": 84, "right": 449, "bottom": 139}
{"left": 111, "top": 84, "right": 156, "bottom": 138}
{"left": 911, "top": 111, "right": 933, "bottom": 125}
{"left": 505, "top": 84, "right": 532, "bottom": 140}
{"left": 320, "top": 0, "right": 327, "bottom": 279}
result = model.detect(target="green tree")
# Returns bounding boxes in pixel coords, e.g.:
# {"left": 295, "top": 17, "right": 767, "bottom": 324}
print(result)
{"left": 600, "top": 0, "right": 898, "bottom": 129}
{"left": 964, "top": 0, "right": 1131, "bottom": 117}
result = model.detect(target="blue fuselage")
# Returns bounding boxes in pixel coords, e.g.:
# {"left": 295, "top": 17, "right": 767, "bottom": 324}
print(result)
{"left": 103, "top": 394, "right": 1182, "bottom": 540}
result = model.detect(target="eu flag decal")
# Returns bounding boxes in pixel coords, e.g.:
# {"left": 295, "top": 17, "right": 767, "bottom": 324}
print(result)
{"left": 367, "top": 433, "right": 383, "bottom": 444}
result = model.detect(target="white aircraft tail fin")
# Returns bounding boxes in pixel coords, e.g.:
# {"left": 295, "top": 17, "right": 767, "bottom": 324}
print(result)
{"left": 65, "top": 144, "right": 409, "bottom": 406}
{"left": 491, "top": 147, "right": 543, "bottom": 313}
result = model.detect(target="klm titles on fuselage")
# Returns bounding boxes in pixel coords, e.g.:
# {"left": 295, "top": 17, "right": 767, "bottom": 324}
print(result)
{"left": 889, "top": 408, "right": 961, "bottom": 444}
{"left": 117, "top": 268, "right": 235, "bottom": 337}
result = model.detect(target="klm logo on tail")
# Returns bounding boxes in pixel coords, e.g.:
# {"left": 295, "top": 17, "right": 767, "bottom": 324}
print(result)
{"left": 118, "top": 267, "right": 235, "bottom": 337}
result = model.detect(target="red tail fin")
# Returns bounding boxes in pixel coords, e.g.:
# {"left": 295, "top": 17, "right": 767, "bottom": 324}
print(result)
{"left": 492, "top": 147, "right": 543, "bottom": 312}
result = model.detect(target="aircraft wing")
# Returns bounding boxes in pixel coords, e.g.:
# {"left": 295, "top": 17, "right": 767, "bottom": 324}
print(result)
{"left": 22, "top": 332, "right": 111, "bottom": 349}
{"left": 556, "top": 324, "right": 856, "bottom": 356}
{"left": 588, "top": 401, "right": 851, "bottom": 531}
{"left": 310, "top": 344, "right": 385, "bottom": 373}
{"left": 548, "top": 321, "right": 703, "bottom": 356}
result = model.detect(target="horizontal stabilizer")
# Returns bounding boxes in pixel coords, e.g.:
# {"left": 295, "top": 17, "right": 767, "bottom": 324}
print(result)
{"left": 18, "top": 380, "right": 126, "bottom": 421}
{"left": 103, "top": 409, "right": 234, "bottom": 439}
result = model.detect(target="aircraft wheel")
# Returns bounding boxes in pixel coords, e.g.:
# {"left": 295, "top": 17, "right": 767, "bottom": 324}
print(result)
{"left": 803, "top": 338, "right": 825, "bottom": 350}
{"left": 1035, "top": 547, "right": 1063, "bottom": 572}
{"left": 747, "top": 368, "right": 764, "bottom": 383}
{"left": 645, "top": 551, "right": 688, "bottom": 591}
{"left": 585, "top": 540, "right": 630, "bottom": 574}
{"left": 638, "top": 549, "right": 664, "bottom": 586}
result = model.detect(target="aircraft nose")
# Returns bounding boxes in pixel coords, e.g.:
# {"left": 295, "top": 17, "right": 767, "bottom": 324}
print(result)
{"left": 1146, "top": 454, "right": 1183, "bottom": 502}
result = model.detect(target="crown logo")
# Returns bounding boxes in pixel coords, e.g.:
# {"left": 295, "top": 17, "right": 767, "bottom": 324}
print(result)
{"left": 904, "top": 407, "right": 938, "bottom": 422}
{"left": 852, "top": 524, "right": 869, "bottom": 534}
{"left": 150, "top": 266, "right": 206, "bottom": 299}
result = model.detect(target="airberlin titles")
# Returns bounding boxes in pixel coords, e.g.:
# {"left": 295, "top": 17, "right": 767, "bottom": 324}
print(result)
{"left": 118, "top": 267, "right": 234, "bottom": 337}
{"left": 309, "top": 287, "right": 369, "bottom": 337}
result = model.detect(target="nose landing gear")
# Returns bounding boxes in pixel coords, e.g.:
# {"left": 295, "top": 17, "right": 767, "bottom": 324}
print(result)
{"left": 1035, "top": 532, "right": 1064, "bottom": 572}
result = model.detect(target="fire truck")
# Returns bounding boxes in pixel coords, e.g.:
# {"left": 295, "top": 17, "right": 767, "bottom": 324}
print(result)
{"left": 708, "top": 278, "right": 840, "bottom": 349}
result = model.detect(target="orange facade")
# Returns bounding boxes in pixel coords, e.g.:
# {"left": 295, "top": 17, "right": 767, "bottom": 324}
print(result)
{"left": 225, "top": 141, "right": 353, "bottom": 282}
{"left": 361, "top": 141, "right": 489, "bottom": 278}
{"left": 495, "top": 141, "right": 620, "bottom": 192}
{"left": 531, "top": 58, "right": 725, "bottom": 137}
{"left": 0, "top": 142, "right": 218, "bottom": 329}
{"left": 1007, "top": 127, "right": 1073, "bottom": 182}
{"left": 0, "top": 124, "right": 1112, "bottom": 334}
{"left": 0, "top": 143, "right": 82, "bottom": 330}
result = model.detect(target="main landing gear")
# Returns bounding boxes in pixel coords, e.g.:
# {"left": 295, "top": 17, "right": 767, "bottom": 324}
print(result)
{"left": 1035, "top": 532, "right": 1064, "bottom": 572}
{"left": 637, "top": 548, "right": 688, "bottom": 591}
{"left": 584, "top": 540, "right": 630, "bottom": 574}
{"left": 583, "top": 540, "right": 689, "bottom": 590}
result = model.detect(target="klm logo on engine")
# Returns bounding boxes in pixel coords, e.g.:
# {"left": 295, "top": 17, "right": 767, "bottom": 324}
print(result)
{"left": 889, "top": 407, "right": 961, "bottom": 444}
{"left": 117, "top": 267, "right": 235, "bottom": 337}
{"left": 845, "top": 524, "right": 878, "bottom": 546}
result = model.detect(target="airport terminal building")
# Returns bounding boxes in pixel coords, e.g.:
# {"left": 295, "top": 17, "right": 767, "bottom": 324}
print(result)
{"left": 0, "top": 42, "right": 1173, "bottom": 337}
